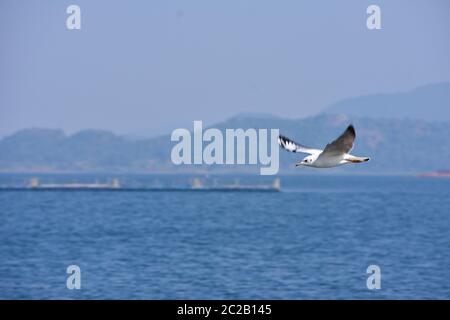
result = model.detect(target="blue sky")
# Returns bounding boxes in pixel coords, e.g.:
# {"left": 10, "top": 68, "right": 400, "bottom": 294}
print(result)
{"left": 1, "top": 0, "right": 450, "bottom": 137}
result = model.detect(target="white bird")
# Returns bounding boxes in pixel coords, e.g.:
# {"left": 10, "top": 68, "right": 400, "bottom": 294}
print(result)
{"left": 278, "top": 125, "right": 370, "bottom": 168}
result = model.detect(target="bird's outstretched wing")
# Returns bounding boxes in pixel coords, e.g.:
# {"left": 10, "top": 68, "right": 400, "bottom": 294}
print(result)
{"left": 278, "top": 135, "right": 322, "bottom": 155}
{"left": 320, "top": 125, "right": 356, "bottom": 156}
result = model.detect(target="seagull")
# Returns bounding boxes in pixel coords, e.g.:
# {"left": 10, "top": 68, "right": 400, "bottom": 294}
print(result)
{"left": 278, "top": 125, "right": 370, "bottom": 168}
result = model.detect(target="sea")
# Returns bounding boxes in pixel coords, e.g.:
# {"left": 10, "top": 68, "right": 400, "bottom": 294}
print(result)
{"left": 0, "top": 173, "right": 449, "bottom": 299}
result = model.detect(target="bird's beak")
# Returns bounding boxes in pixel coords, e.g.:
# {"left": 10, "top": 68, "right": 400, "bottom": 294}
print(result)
{"left": 295, "top": 162, "right": 304, "bottom": 167}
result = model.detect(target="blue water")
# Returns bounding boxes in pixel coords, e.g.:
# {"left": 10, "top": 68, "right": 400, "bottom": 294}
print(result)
{"left": 0, "top": 174, "right": 449, "bottom": 299}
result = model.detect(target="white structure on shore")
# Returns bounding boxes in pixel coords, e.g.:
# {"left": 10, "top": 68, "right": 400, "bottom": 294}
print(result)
{"left": 28, "top": 178, "right": 121, "bottom": 189}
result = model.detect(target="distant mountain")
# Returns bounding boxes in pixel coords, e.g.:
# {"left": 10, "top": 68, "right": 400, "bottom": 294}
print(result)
{"left": 323, "top": 82, "right": 450, "bottom": 121}
{"left": 213, "top": 114, "right": 450, "bottom": 173}
{"left": 0, "top": 128, "right": 167, "bottom": 172}
{"left": 1, "top": 114, "right": 449, "bottom": 174}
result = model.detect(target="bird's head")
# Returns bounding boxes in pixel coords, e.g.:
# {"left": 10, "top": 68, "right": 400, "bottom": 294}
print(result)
{"left": 296, "top": 155, "right": 314, "bottom": 167}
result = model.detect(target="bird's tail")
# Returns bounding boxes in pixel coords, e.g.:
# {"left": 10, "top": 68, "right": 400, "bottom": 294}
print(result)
{"left": 346, "top": 155, "right": 370, "bottom": 163}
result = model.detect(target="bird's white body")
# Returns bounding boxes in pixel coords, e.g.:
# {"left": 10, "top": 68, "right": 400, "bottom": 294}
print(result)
{"left": 278, "top": 125, "right": 370, "bottom": 169}
{"left": 310, "top": 153, "right": 345, "bottom": 168}
{"left": 301, "top": 153, "right": 364, "bottom": 168}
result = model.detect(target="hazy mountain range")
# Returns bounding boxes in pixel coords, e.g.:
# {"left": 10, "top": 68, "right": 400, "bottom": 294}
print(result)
{"left": 1, "top": 82, "right": 449, "bottom": 174}
{"left": 323, "top": 82, "right": 450, "bottom": 122}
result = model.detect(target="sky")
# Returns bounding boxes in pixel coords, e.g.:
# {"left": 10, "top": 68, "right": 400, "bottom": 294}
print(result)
{"left": 1, "top": 0, "right": 450, "bottom": 137}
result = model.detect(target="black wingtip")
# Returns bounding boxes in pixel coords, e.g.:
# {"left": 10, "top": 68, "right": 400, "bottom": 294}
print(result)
{"left": 278, "top": 134, "right": 288, "bottom": 145}
{"left": 347, "top": 124, "right": 356, "bottom": 136}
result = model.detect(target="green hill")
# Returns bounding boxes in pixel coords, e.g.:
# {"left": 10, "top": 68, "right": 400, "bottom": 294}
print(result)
{"left": 1, "top": 114, "right": 449, "bottom": 174}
